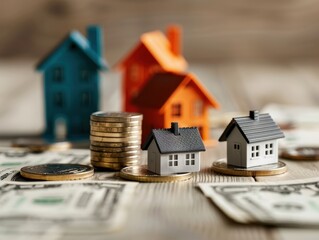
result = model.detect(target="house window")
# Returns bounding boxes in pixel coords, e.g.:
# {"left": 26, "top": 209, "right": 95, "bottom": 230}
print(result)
{"left": 251, "top": 145, "right": 260, "bottom": 158}
{"left": 265, "top": 143, "right": 274, "bottom": 155}
{"left": 186, "top": 153, "right": 196, "bottom": 166}
{"left": 193, "top": 100, "right": 203, "bottom": 116}
{"left": 53, "top": 67, "right": 63, "bottom": 82}
{"left": 169, "top": 154, "right": 178, "bottom": 167}
{"left": 171, "top": 103, "right": 182, "bottom": 117}
{"left": 54, "top": 92, "right": 64, "bottom": 107}
{"left": 234, "top": 144, "right": 240, "bottom": 150}
{"left": 81, "top": 92, "right": 91, "bottom": 106}
{"left": 80, "top": 69, "right": 89, "bottom": 82}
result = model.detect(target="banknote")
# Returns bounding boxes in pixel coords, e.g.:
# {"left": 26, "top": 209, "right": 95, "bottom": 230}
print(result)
{"left": 0, "top": 147, "right": 90, "bottom": 181}
{"left": 199, "top": 178, "right": 319, "bottom": 226}
{"left": 0, "top": 180, "right": 138, "bottom": 238}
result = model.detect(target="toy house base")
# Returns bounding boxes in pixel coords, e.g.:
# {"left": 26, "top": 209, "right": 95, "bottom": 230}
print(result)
{"left": 212, "top": 158, "right": 287, "bottom": 176}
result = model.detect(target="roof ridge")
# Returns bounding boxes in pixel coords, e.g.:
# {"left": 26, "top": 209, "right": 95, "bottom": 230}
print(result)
{"left": 153, "top": 126, "right": 198, "bottom": 131}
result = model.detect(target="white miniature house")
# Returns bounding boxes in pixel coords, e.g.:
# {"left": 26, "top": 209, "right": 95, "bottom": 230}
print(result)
{"left": 142, "top": 122, "right": 206, "bottom": 175}
{"left": 219, "top": 110, "right": 284, "bottom": 168}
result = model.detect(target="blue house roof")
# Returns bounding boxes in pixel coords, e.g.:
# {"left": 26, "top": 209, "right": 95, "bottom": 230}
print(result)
{"left": 36, "top": 31, "right": 108, "bottom": 71}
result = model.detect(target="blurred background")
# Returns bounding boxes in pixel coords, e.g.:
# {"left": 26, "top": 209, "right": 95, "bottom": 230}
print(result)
{"left": 0, "top": 0, "right": 319, "bottom": 136}
{"left": 2, "top": 0, "right": 319, "bottom": 63}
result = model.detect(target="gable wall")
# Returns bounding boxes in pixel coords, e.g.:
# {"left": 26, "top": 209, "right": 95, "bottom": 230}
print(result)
{"left": 147, "top": 139, "right": 161, "bottom": 174}
{"left": 163, "top": 81, "right": 210, "bottom": 140}
{"left": 123, "top": 45, "right": 163, "bottom": 112}
{"left": 43, "top": 47, "right": 99, "bottom": 139}
{"left": 226, "top": 126, "right": 247, "bottom": 167}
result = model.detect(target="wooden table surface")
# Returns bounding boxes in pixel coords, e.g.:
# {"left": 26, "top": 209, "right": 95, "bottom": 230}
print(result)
{"left": 1, "top": 61, "right": 319, "bottom": 239}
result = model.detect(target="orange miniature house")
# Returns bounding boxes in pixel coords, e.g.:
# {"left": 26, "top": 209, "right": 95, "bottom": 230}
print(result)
{"left": 117, "top": 25, "right": 188, "bottom": 112}
{"left": 133, "top": 72, "right": 220, "bottom": 145}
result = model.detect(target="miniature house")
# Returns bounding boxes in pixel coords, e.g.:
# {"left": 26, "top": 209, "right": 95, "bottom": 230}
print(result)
{"left": 36, "top": 25, "right": 107, "bottom": 140}
{"left": 117, "top": 25, "right": 187, "bottom": 112}
{"left": 133, "top": 72, "right": 219, "bottom": 145}
{"left": 142, "top": 122, "right": 206, "bottom": 175}
{"left": 219, "top": 110, "right": 284, "bottom": 168}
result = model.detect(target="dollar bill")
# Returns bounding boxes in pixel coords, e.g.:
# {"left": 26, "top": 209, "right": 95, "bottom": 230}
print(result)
{"left": 0, "top": 180, "right": 138, "bottom": 237}
{"left": 199, "top": 178, "right": 319, "bottom": 226}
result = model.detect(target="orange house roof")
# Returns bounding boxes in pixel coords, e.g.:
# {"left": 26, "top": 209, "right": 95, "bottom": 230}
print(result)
{"left": 133, "top": 72, "right": 220, "bottom": 113}
{"left": 117, "top": 30, "right": 187, "bottom": 72}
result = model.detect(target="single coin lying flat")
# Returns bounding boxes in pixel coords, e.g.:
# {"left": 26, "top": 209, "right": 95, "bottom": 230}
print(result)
{"left": 212, "top": 159, "right": 287, "bottom": 177}
{"left": 119, "top": 165, "right": 193, "bottom": 182}
{"left": 20, "top": 164, "right": 94, "bottom": 181}
{"left": 280, "top": 147, "right": 319, "bottom": 161}
{"left": 12, "top": 139, "right": 71, "bottom": 153}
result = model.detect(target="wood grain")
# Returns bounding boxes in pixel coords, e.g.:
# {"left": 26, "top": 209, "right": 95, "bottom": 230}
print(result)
{"left": 1, "top": 61, "right": 319, "bottom": 239}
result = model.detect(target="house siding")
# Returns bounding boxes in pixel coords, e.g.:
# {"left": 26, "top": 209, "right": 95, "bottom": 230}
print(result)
{"left": 226, "top": 126, "right": 279, "bottom": 168}
{"left": 162, "top": 83, "right": 211, "bottom": 143}
{"left": 226, "top": 127, "right": 247, "bottom": 167}
{"left": 147, "top": 140, "right": 161, "bottom": 174}
{"left": 159, "top": 152, "right": 200, "bottom": 175}
{"left": 147, "top": 139, "right": 201, "bottom": 175}
{"left": 44, "top": 49, "right": 99, "bottom": 140}
{"left": 246, "top": 140, "right": 278, "bottom": 167}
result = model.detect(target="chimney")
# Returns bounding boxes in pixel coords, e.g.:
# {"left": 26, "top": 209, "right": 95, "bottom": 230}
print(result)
{"left": 166, "top": 25, "right": 181, "bottom": 56}
{"left": 249, "top": 110, "right": 259, "bottom": 120}
{"left": 87, "top": 25, "right": 103, "bottom": 57}
{"left": 171, "top": 122, "right": 180, "bottom": 135}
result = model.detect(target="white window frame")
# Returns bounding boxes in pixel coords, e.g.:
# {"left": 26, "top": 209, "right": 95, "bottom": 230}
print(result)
{"left": 251, "top": 145, "right": 260, "bottom": 158}
{"left": 169, "top": 154, "right": 178, "bottom": 167}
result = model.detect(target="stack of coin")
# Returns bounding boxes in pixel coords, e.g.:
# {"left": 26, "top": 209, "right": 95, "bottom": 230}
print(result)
{"left": 90, "top": 112, "right": 143, "bottom": 170}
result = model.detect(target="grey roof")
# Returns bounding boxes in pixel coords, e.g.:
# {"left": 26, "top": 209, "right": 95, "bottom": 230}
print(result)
{"left": 142, "top": 127, "right": 206, "bottom": 154}
{"left": 219, "top": 113, "right": 284, "bottom": 143}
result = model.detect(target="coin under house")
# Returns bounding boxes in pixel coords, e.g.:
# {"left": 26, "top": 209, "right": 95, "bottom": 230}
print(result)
{"left": 212, "top": 159, "right": 287, "bottom": 176}
{"left": 20, "top": 164, "right": 94, "bottom": 181}
{"left": 119, "top": 165, "right": 193, "bottom": 182}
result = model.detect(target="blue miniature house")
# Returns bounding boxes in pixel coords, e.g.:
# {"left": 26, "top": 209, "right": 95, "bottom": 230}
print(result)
{"left": 36, "top": 25, "right": 107, "bottom": 141}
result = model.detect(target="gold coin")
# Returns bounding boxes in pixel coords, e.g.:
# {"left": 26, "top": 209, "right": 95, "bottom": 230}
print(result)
{"left": 90, "top": 141, "right": 140, "bottom": 148}
{"left": 91, "top": 155, "right": 140, "bottom": 163}
{"left": 90, "top": 145, "right": 140, "bottom": 153}
{"left": 280, "top": 147, "right": 319, "bottom": 161}
{"left": 90, "top": 126, "right": 141, "bottom": 133}
{"left": 90, "top": 135, "right": 141, "bottom": 143}
{"left": 20, "top": 164, "right": 94, "bottom": 181}
{"left": 212, "top": 159, "right": 287, "bottom": 176}
{"left": 90, "top": 112, "right": 143, "bottom": 122}
{"left": 91, "top": 161, "right": 137, "bottom": 170}
{"left": 12, "top": 139, "right": 72, "bottom": 153}
{"left": 90, "top": 131, "right": 141, "bottom": 138}
{"left": 119, "top": 165, "right": 193, "bottom": 182}
{"left": 91, "top": 159, "right": 139, "bottom": 166}
{"left": 90, "top": 121, "right": 142, "bottom": 128}
{"left": 90, "top": 150, "right": 141, "bottom": 157}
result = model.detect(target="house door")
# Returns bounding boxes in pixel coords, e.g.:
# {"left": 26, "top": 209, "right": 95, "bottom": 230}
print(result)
{"left": 234, "top": 143, "right": 242, "bottom": 166}
{"left": 54, "top": 117, "right": 67, "bottom": 140}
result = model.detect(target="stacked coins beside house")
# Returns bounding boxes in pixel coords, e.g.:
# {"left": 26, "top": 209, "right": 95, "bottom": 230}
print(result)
{"left": 90, "top": 112, "right": 143, "bottom": 170}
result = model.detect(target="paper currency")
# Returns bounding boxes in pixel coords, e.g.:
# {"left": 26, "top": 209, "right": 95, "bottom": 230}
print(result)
{"left": 0, "top": 181, "right": 137, "bottom": 237}
{"left": 199, "top": 178, "right": 319, "bottom": 226}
